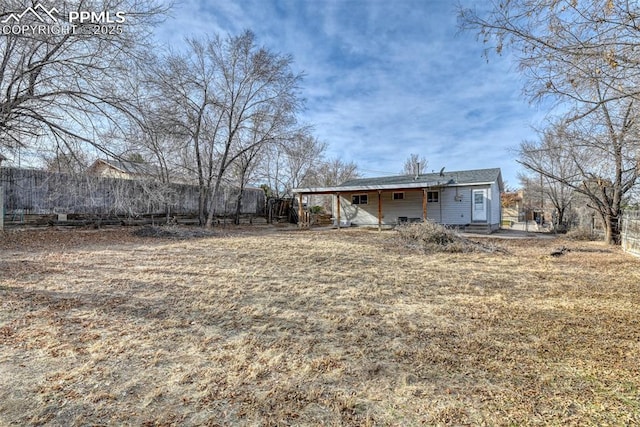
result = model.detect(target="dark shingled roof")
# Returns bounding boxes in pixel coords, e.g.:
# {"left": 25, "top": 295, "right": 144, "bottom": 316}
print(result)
{"left": 339, "top": 168, "right": 502, "bottom": 187}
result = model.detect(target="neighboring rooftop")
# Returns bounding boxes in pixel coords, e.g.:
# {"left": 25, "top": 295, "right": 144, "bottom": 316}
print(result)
{"left": 88, "top": 158, "right": 157, "bottom": 177}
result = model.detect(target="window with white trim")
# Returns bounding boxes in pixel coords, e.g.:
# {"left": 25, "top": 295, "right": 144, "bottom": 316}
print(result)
{"left": 352, "top": 194, "right": 368, "bottom": 205}
{"left": 392, "top": 192, "right": 404, "bottom": 200}
{"left": 427, "top": 191, "right": 439, "bottom": 203}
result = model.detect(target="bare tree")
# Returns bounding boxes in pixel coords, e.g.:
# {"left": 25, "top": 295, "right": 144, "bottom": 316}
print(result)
{"left": 458, "top": 1, "right": 640, "bottom": 105}
{"left": 259, "top": 144, "right": 286, "bottom": 197}
{"left": 41, "top": 143, "right": 89, "bottom": 175}
{"left": 459, "top": 0, "right": 640, "bottom": 244}
{"left": 305, "top": 157, "right": 359, "bottom": 213}
{"left": 520, "top": 107, "right": 640, "bottom": 242}
{"left": 145, "top": 40, "right": 221, "bottom": 225}
{"left": 280, "top": 130, "right": 327, "bottom": 194}
{"left": 0, "top": 0, "right": 168, "bottom": 160}
{"left": 148, "top": 32, "right": 303, "bottom": 227}
{"left": 229, "top": 123, "right": 268, "bottom": 224}
{"left": 202, "top": 31, "right": 303, "bottom": 228}
{"left": 255, "top": 131, "right": 328, "bottom": 198}
{"left": 312, "top": 158, "right": 359, "bottom": 186}
{"left": 401, "top": 153, "right": 427, "bottom": 176}
{"left": 518, "top": 124, "right": 579, "bottom": 231}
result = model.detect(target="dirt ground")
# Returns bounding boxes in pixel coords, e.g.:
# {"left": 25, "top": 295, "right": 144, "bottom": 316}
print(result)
{"left": 1, "top": 225, "right": 639, "bottom": 425}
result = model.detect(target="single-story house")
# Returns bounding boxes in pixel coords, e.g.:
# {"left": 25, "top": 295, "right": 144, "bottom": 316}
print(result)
{"left": 293, "top": 167, "right": 504, "bottom": 233}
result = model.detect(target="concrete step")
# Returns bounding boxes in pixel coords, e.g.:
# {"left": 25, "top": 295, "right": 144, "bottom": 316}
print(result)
{"left": 464, "top": 223, "right": 491, "bottom": 234}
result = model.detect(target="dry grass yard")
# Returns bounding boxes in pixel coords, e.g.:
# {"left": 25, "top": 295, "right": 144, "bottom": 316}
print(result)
{"left": 1, "top": 226, "right": 639, "bottom": 426}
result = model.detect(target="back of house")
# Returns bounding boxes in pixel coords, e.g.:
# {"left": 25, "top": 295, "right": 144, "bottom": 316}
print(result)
{"left": 294, "top": 167, "right": 503, "bottom": 232}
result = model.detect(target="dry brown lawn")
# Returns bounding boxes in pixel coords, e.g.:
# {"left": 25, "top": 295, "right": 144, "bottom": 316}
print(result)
{"left": 0, "top": 226, "right": 639, "bottom": 426}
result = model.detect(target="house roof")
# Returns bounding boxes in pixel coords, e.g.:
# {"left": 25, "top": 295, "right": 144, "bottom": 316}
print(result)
{"left": 88, "top": 158, "right": 156, "bottom": 176}
{"left": 293, "top": 168, "right": 503, "bottom": 194}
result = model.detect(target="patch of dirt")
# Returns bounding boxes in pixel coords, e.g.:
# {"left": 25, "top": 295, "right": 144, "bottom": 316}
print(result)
{"left": 131, "top": 225, "right": 219, "bottom": 240}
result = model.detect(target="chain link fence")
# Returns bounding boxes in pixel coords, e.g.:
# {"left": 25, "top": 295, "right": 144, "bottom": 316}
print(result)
{"left": 621, "top": 210, "right": 640, "bottom": 257}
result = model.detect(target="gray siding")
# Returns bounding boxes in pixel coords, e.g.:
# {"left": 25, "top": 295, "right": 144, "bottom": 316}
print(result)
{"left": 489, "top": 180, "right": 501, "bottom": 226}
{"left": 332, "top": 189, "right": 442, "bottom": 226}
{"left": 440, "top": 186, "right": 472, "bottom": 225}
{"left": 330, "top": 184, "right": 501, "bottom": 227}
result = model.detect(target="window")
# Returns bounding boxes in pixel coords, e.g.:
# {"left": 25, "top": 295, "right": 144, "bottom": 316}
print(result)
{"left": 427, "top": 191, "right": 439, "bottom": 203}
{"left": 474, "top": 192, "right": 484, "bottom": 209}
{"left": 352, "top": 194, "right": 368, "bottom": 205}
{"left": 392, "top": 192, "right": 404, "bottom": 200}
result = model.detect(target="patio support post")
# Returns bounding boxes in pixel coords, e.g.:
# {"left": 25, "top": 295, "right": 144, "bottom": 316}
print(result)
{"left": 422, "top": 189, "right": 427, "bottom": 222}
{"left": 378, "top": 190, "right": 382, "bottom": 231}
{"left": 336, "top": 192, "right": 341, "bottom": 230}
{"left": 298, "top": 193, "right": 303, "bottom": 228}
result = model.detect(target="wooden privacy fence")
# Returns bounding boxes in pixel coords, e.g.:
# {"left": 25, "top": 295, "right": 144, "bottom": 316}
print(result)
{"left": 0, "top": 167, "right": 265, "bottom": 226}
{"left": 621, "top": 210, "right": 640, "bottom": 257}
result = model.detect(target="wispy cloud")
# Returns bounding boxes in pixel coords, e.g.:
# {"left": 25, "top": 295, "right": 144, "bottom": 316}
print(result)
{"left": 155, "top": 0, "right": 545, "bottom": 184}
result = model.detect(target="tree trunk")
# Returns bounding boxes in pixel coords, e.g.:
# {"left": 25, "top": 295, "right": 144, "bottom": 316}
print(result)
{"left": 234, "top": 188, "right": 243, "bottom": 225}
{"left": 597, "top": 210, "right": 618, "bottom": 245}
{"left": 604, "top": 214, "right": 620, "bottom": 245}
{"left": 198, "top": 188, "right": 207, "bottom": 226}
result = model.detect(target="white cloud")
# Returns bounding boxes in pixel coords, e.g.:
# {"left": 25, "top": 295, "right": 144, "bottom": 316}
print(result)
{"left": 154, "top": 0, "right": 546, "bottom": 185}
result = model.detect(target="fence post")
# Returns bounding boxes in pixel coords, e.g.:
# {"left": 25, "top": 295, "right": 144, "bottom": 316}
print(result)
{"left": 0, "top": 183, "right": 4, "bottom": 231}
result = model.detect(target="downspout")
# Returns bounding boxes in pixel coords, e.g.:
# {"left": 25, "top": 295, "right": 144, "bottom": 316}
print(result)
{"left": 439, "top": 188, "right": 442, "bottom": 223}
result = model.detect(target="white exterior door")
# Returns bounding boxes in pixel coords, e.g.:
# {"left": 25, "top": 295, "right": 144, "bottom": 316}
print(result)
{"left": 472, "top": 189, "right": 487, "bottom": 222}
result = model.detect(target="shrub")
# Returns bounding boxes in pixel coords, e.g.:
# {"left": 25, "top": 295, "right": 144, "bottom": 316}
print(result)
{"left": 309, "top": 205, "right": 324, "bottom": 214}
{"left": 395, "top": 221, "right": 506, "bottom": 254}
{"left": 565, "top": 227, "right": 598, "bottom": 241}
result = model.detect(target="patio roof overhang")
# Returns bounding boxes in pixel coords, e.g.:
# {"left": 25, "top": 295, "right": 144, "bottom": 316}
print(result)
{"left": 292, "top": 180, "right": 495, "bottom": 195}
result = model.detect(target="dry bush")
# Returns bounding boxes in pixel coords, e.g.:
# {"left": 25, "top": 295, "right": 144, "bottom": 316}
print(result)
{"left": 565, "top": 227, "right": 599, "bottom": 241}
{"left": 395, "top": 221, "right": 506, "bottom": 254}
{"left": 131, "top": 225, "right": 219, "bottom": 239}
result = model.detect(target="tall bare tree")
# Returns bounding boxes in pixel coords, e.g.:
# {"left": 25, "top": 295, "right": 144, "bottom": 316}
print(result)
{"left": 459, "top": 0, "right": 640, "bottom": 243}
{"left": 0, "top": 0, "right": 167, "bottom": 160}
{"left": 201, "top": 31, "right": 302, "bottom": 228}
{"left": 148, "top": 31, "right": 303, "bottom": 226}
{"left": 142, "top": 42, "right": 216, "bottom": 224}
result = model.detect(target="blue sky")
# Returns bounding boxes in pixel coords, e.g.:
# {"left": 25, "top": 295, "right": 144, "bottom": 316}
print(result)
{"left": 156, "top": 0, "right": 549, "bottom": 187}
